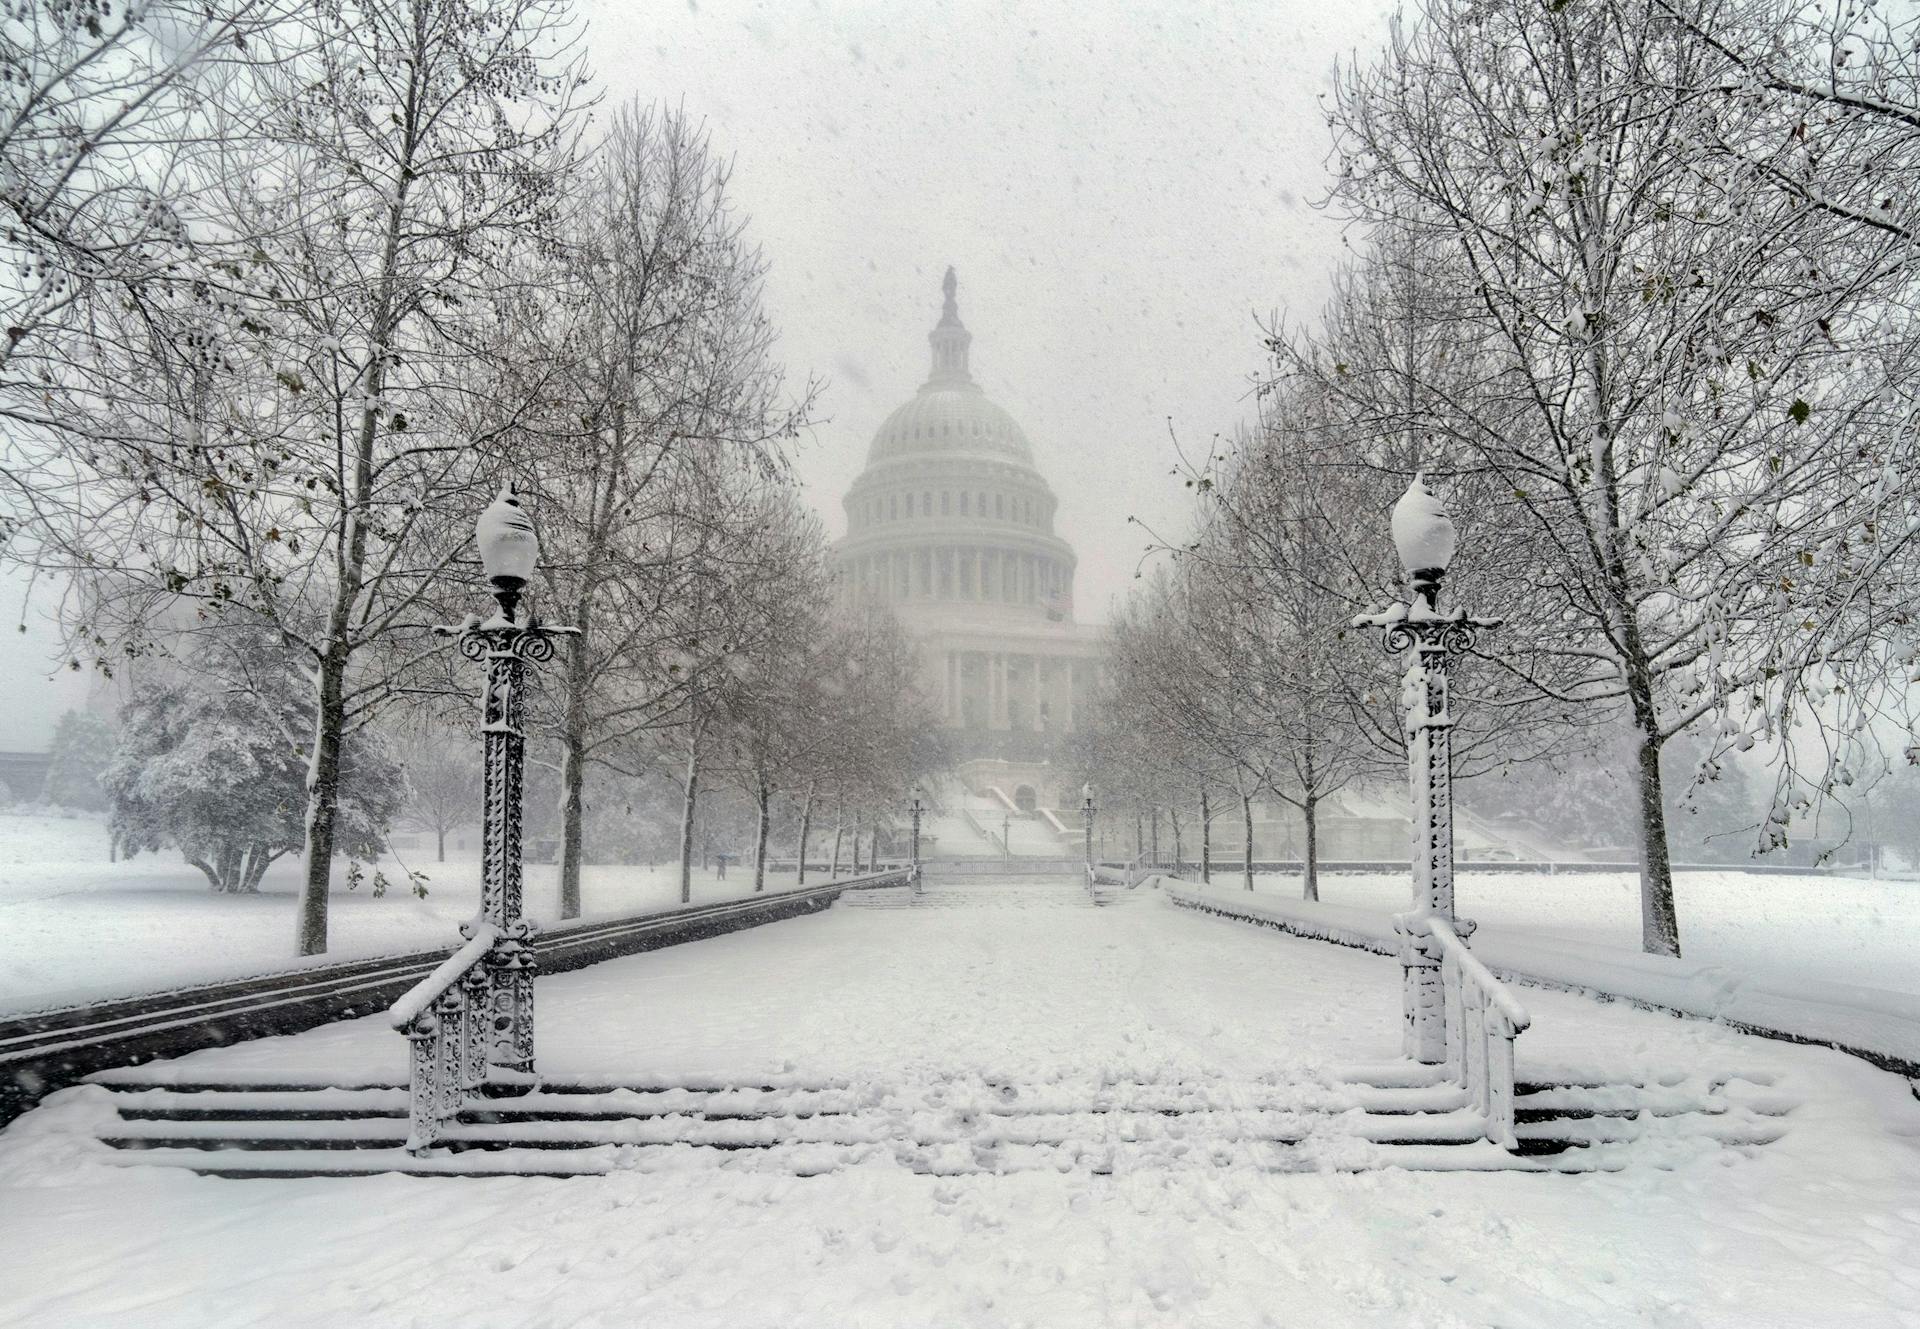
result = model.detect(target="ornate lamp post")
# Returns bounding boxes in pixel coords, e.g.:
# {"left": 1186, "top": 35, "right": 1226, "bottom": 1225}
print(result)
{"left": 436, "top": 484, "right": 576, "bottom": 1082}
{"left": 1081, "top": 783, "right": 1096, "bottom": 876}
{"left": 1355, "top": 476, "right": 1499, "bottom": 1064}
{"left": 908, "top": 785, "right": 925, "bottom": 889}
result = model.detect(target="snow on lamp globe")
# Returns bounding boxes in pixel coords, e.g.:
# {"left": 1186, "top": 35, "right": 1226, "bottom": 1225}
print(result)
{"left": 1390, "top": 473, "right": 1456, "bottom": 611}
{"left": 476, "top": 482, "right": 539, "bottom": 618}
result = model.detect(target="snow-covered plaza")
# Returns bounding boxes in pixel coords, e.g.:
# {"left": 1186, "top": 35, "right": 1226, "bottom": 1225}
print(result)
{"left": 3, "top": 879, "right": 1916, "bottom": 1328}
{"left": 14, "top": 0, "right": 1920, "bottom": 1323}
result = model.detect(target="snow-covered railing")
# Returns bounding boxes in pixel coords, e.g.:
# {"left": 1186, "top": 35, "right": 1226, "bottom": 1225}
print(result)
{"left": 960, "top": 805, "right": 1008, "bottom": 854}
{"left": 390, "top": 924, "right": 498, "bottom": 1152}
{"left": 1430, "top": 917, "right": 1531, "bottom": 1149}
{"left": 1162, "top": 881, "right": 1532, "bottom": 1149}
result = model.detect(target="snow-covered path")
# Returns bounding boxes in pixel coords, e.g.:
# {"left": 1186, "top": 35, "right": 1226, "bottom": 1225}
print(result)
{"left": 2, "top": 880, "right": 1917, "bottom": 1327}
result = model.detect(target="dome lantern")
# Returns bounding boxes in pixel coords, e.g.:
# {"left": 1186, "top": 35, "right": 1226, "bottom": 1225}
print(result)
{"left": 927, "top": 265, "right": 974, "bottom": 387}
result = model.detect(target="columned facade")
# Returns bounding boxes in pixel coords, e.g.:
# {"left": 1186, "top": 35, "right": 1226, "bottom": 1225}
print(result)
{"left": 834, "top": 269, "right": 1105, "bottom": 809}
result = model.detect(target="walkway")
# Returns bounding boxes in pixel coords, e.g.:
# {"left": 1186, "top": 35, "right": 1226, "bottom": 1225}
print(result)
{"left": 1, "top": 880, "right": 1916, "bottom": 1327}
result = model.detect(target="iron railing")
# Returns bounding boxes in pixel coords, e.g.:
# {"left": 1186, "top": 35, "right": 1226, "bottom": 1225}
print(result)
{"left": 1429, "top": 917, "right": 1531, "bottom": 1148}
{"left": 390, "top": 924, "right": 499, "bottom": 1151}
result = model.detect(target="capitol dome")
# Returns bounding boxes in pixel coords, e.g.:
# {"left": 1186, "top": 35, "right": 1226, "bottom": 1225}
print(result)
{"left": 833, "top": 269, "right": 1105, "bottom": 771}
{"left": 863, "top": 273, "right": 1036, "bottom": 466}
{"left": 836, "top": 268, "right": 1077, "bottom": 626}
{"left": 867, "top": 388, "right": 1034, "bottom": 467}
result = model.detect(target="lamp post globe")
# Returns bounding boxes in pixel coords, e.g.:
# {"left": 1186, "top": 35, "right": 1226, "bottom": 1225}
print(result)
{"left": 1390, "top": 474, "right": 1456, "bottom": 610}
{"left": 476, "top": 483, "right": 540, "bottom": 617}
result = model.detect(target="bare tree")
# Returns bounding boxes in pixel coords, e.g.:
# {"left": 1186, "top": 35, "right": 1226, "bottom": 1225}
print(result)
{"left": 1313, "top": 0, "right": 1920, "bottom": 954}
{"left": 10, "top": 0, "right": 591, "bottom": 955}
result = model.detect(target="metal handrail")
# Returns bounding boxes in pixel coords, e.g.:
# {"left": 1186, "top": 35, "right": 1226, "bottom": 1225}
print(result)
{"left": 1428, "top": 917, "right": 1531, "bottom": 1149}
{"left": 388, "top": 925, "right": 497, "bottom": 1031}
{"left": 390, "top": 924, "right": 499, "bottom": 1151}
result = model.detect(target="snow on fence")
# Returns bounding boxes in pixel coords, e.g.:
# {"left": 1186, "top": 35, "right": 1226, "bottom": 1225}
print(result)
{"left": 1160, "top": 879, "right": 1920, "bottom": 1079}
{"left": 1432, "top": 918, "right": 1530, "bottom": 1149}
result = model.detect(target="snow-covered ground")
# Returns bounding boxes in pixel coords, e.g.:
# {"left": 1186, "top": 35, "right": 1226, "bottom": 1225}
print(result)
{"left": 0, "top": 812, "right": 805, "bottom": 1013}
{"left": 1250, "top": 868, "right": 1920, "bottom": 1000}
{"left": 1, "top": 881, "right": 1915, "bottom": 1327}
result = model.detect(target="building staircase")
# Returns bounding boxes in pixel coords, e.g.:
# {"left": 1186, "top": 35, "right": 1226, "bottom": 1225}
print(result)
{"left": 63, "top": 1063, "right": 1793, "bottom": 1179}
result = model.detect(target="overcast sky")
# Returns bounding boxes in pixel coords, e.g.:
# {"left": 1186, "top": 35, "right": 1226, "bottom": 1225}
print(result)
{"left": 584, "top": 0, "right": 1397, "bottom": 610}
{"left": 2, "top": 0, "right": 1397, "bottom": 751}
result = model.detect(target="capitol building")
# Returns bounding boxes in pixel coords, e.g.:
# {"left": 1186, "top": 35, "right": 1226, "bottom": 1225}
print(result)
{"left": 833, "top": 269, "right": 1106, "bottom": 820}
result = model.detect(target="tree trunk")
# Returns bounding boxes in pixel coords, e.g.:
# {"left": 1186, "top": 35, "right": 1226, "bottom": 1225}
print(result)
{"left": 296, "top": 148, "right": 408, "bottom": 956}
{"left": 753, "top": 775, "right": 770, "bottom": 893}
{"left": 186, "top": 850, "right": 222, "bottom": 893}
{"left": 1241, "top": 791, "right": 1254, "bottom": 891}
{"left": 558, "top": 719, "right": 587, "bottom": 919}
{"left": 1302, "top": 794, "right": 1319, "bottom": 903}
{"left": 1199, "top": 786, "right": 1212, "bottom": 884}
{"left": 435, "top": 824, "right": 446, "bottom": 863}
{"left": 852, "top": 817, "right": 864, "bottom": 872}
{"left": 1629, "top": 683, "right": 1681, "bottom": 956}
{"left": 796, "top": 783, "right": 815, "bottom": 884}
{"left": 555, "top": 599, "right": 595, "bottom": 915}
{"left": 831, "top": 816, "right": 843, "bottom": 877}
{"left": 677, "top": 732, "right": 700, "bottom": 905}
{"left": 245, "top": 846, "right": 278, "bottom": 894}
{"left": 298, "top": 642, "right": 350, "bottom": 954}
{"left": 1169, "top": 805, "right": 1184, "bottom": 873}
{"left": 1150, "top": 807, "right": 1161, "bottom": 866}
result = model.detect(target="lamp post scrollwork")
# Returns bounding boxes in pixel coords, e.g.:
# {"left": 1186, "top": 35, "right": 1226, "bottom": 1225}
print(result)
{"left": 1353, "top": 475, "right": 1499, "bottom": 1064}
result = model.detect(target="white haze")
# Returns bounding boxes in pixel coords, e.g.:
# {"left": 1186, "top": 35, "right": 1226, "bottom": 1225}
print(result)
{"left": 0, "top": 0, "right": 1397, "bottom": 747}
{"left": 582, "top": 0, "right": 1397, "bottom": 612}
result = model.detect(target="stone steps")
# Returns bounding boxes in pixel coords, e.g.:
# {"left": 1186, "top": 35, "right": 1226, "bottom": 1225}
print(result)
{"left": 68, "top": 1067, "right": 1792, "bottom": 1178}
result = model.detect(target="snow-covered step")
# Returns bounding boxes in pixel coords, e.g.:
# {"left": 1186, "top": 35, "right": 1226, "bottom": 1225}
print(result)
{"left": 90, "top": 1137, "right": 1649, "bottom": 1178}
{"left": 70, "top": 1063, "right": 1795, "bottom": 1177}
{"left": 99, "top": 1106, "right": 1504, "bottom": 1151}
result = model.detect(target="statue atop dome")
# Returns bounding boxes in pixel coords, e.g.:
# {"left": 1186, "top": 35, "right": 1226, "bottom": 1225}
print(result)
{"left": 927, "top": 264, "right": 973, "bottom": 388}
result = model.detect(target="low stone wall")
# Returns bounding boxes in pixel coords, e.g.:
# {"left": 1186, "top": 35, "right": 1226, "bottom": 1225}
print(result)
{"left": 1162, "top": 877, "right": 1920, "bottom": 1080}
{"left": 0, "top": 873, "right": 901, "bottom": 1125}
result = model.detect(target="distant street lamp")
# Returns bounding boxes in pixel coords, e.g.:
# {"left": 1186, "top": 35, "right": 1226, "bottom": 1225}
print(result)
{"left": 1081, "top": 783, "right": 1096, "bottom": 876}
{"left": 908, "top": 786, "right": 925, "bottom": 890}
{"left": 1002, "top": 811, "right": 1011, "bottom": 859}
{"left": 435, "top": 483, "right": 577, "bottom": 1079}
{"left": 1356, "top": 475, "right": 1499, "bottom": 1064}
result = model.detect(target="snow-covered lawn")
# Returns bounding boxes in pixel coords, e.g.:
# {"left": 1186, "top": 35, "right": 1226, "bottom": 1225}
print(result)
{"left": 0, "top": 812, "right": 804, "bottom": 1013}
{"left": 1, "top": 883, "right": 1915, "bottom": 1327}
{"left": 1248, "top": 868, "right": 1920, "bottom": 1000}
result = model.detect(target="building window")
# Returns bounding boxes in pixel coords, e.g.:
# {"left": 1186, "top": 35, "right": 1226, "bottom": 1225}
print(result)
{"left": 960, "top": 493, "right": 970, "bottom": 516}
{"left": 922, "top": 491, "right": 931, "bottom": 516}
{"left": 995, "top": 494, "right": 1004, "bottom": 518}
{"left": 889, "top": 494, "right": 898, "bottom": 520}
